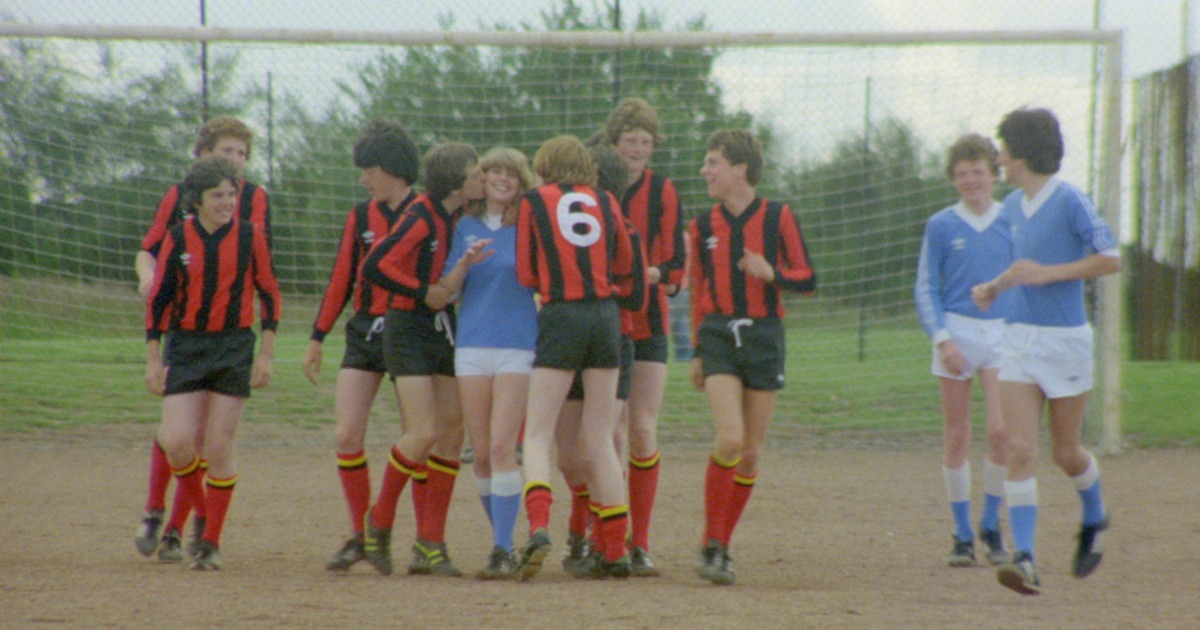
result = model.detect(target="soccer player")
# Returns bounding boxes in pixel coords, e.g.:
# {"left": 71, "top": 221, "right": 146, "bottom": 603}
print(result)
{"left": 134, "top": 116, "right": 271, "bottom": 562}
{"left": 972, "top": 108, "right": 1120, "bottom": 596}
{"left": 602, "top": 98, "right": 687, "bottom": 576}
{"left": 512, "top": 135, "right": 636, "bottom": 580}
{"left": 914, "top": 133, "right": 1013, "bottom": 568}
{"left": 301, "top": 120, "right": 420, "bottom": 572}
{"left": 556, "top": 143, "right": 648, "bottom": 578}
{"left": 144, "top": 155, "right": 281, "bottom": 570}
{"left": 447, "top": 147, "right": 539, "bottom": 580}
{"left": 689, "top": 129, "right": 816, "bottom": 586}
{"left": 358, "top": 142, "right": 489, "bottom": 577}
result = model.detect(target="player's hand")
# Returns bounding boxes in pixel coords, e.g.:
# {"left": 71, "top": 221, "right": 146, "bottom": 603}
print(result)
{"left": 460, "top": 238, "right": 496, "bottom": 267}
{"left": 971, "top": 280, "right": 1001, "bottom": 311}
{"left": 424, "top": 284, "right": 453, "bottom": 310}
{"left": 302, "top": 339, "right": 323, "bottom": 385}
{"left": 145, "top": 360, "right": 166, "bottom": 396}
{"left": 937, "top": 339, "right": 967, "bottom": 377}
{"left": 737, "top": 250, "right": 775, "bottom": 282}
{"left": 690, "top": 357, "right": 705, "bottom": 391}
{"left": 1006, "top": 259, "right": 1049, "bottom": 286}
{"left": 251, "top": 353, "right": 274, "bottom": 389}
{"left": 646, "top": 266, "right": 662, "bottom": 285}
{"left": 138, "top": 277, "right": 153, "bottom": 301}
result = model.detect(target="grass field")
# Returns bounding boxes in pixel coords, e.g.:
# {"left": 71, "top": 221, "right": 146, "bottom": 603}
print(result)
{"left": 3, "top": 317, "right": 1197, "bottom": 448}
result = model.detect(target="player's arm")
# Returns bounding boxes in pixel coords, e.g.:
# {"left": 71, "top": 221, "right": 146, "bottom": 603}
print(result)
{"left": 656, "top": 179, "right": 687, "bottom": 293}
{"left": 361, "top": 211, "right": 430, "bottom": 298}
{"left": 430, "top": 238, "right": 495, "bottom": 309}
{"left": 769, "top": 206, "right": 816, "bottom": 293}
{"left": 305, "top": 209, "right": 362, "bottom": 384}
{"left": 514, "top": 197, "right": 541, "bottom": 291}
{"left": 136, "top": 187, "right": 180, "bottom": 299}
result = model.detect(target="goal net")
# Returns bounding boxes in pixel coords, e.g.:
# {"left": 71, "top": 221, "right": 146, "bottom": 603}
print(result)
{"left": 0, "top": 23, "right": 1123, "bottom": 445}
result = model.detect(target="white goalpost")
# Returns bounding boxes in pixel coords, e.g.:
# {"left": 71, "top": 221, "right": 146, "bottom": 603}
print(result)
{"left": 0, "top": 22, "right": 1124, "bottom": 450}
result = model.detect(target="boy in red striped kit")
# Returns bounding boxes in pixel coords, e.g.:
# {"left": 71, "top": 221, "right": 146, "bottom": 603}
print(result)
{"left": 144, "top": 155, "right": 281, "bottom": 570}
{"left": 688, "top": 129, "right": 816, "bottom": 585}
{"left": 302, "top": 120, "right": 420, "bottom": 571}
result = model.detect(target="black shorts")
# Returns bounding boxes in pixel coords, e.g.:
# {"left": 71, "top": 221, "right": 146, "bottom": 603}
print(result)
{"left": 632, "top": 334, "right": 669, "bottom": 364}
{"left": 383, "top": 309, "right": 456, "bottom": 378}
{"left": 697, "top": 315, "right": 786, "bottom": 391}
{"left": 567, "top": 335, "right": 635, "bottom": 401}
{"left": 163, "top": 329, "right": 255, "bottom": 398}
{"left": 534, "top": 300, "right": 621, "bottom": 371}
{"left": 341, "top": 313, "right": 388, "bottom": 373}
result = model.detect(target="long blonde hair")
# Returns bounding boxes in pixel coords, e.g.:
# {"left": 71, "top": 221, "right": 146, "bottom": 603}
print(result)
{"left": 469, "top": 147, "right": 534, "bottom": 226}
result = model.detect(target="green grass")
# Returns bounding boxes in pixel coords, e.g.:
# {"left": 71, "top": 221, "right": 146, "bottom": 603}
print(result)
{"left": 1, "top": 277, "right": 1196, "bottom": 447}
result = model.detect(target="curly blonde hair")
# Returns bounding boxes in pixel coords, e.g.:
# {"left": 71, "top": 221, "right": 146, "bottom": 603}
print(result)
{"left": 533, "top": 136, "right": 596, "bottom": 186}
{"left": 469, "top": 147, "right": 534, "bottom": 226}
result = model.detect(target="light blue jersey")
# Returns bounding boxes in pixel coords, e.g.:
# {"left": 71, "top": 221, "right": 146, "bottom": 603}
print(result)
{"left": 915, "top": 201, "right": 1015, "bottom": 342}
{"left": 448, "top": 214, "right": 538, "bottom": 350}
{"left": 1002, "top": 178, "right": 1119, "bottom": 328}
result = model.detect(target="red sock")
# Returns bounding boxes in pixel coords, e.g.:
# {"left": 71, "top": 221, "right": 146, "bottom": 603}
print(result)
{"left": 146, "top": 440, "right": 171, "bottom": 513}
{"left": 628, "top": 450, "right": 660, "bottom": 550}
{"left": 371, "top": 446, "right": 418, "bottom": 530}
{"left": 194, "top": 459, "right": 208, "bottom": 518}
{"left": 588, "top": 501, "right": 602, "bottom": 551}
{"left": 567, "top": 482, "right": 590, "bottom": 538}
{"left": 723, "top": 472, "right": 757, "bottom": 546}
{"left": 597, "top": 504, "right": 630, "bottom": 562}
{"left": 410, "top": 463, "right": 428, "bottom": 533}
{"left": 165, "top": 476, "right": 196, "bottom": 533}
{"left": 168, "top": 457, "right": 205, "bottom": 532}
{"left": 337, "top": 450, "right": 370, "bottom": 534}
{"left": 524, "top": 483, "right": 553, "bottom": 533}
{"left": 703, "top": 454, "right": 738, "bottom": 544}
{"left": 201, "top": 475, "right": 236, "bottom": 547}
{"left": 421, "top": 455, "right": 460, "bottom": 543}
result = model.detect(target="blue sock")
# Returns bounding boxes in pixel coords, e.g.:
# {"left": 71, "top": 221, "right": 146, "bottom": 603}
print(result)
{"left": 491, "top": 470, "right": 523, "bottom": 553}
{"left": 1078, "top": 479, "right": 1105, "bottom": 526}
{"left": 490, "top": 492, "right": 520, "bottom": 553}
{"left": 1009, "top": 504, "right": 1038, "bottom": 557}
{"left": 980, "top": 493, "right": 1003, "bottom": 531}
{"left": 951, "top": 500, "right": 973, "bottom": 542}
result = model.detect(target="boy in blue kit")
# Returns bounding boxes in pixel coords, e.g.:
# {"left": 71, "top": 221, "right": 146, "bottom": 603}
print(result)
{"left": 972, "top": 107, "right": 1121, "bottom": 596}
{"left": 915, "top": 133, "right": 1013, "bottom": 568}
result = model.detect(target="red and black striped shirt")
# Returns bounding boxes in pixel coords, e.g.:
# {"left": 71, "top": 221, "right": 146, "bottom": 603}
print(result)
{"left": 620, "top": 169, "right": 685, "bottom": 340}
{"left": 146, "top": 215, "right": 281, "bottom": 341}
{"left": 615, "top": 219, "right": 650, "bottom": 336}
{"left": 141, "top": 179, "right": 271, "bottom": 256}
{"left": 516, "top": 183, "right": 634, "bottom": 304}
{"left": 310, "top": 193, "right": 415, "bottom": 341}
{"left": 360, "top": 194, "right": 458, "bottom": 313}
{"left": 688, "top": 197, "right": 815, "bottom": 336}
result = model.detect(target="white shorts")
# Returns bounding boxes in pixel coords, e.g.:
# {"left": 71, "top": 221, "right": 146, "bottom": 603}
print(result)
{"left": 454, "top": 347, "right": 535, "bottom": 377}
{"left": 931, "top": 313, "right": 1005, "bottom": 380}
{"left": 998, "top": 323, "right": 1094, "bottom": 398}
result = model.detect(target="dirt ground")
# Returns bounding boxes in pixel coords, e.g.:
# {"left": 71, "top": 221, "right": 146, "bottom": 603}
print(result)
{"left": 2, "top": 422, "right": 1197, "bottom": 629}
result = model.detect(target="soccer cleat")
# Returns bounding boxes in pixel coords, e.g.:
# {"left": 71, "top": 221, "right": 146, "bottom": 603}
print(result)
{"left": 186, "top": 516, "right": 207, "bottom": 558}
{"left": 979, "top": 527, "right": 1010, "bottom": 566}
{"left": 629, "top": 546, "right": 661, "bottom": 577}
{"left": 324, "top": 534, "right": 366, "bottom": 572}
{"left": 476, "top": 545, "right": 516, "bottom": 580}
{"left": 561, "top": 532, "right": 590, "bottom": 576}
{"left": 573, "top": 549, "right": 631, "bottom": 580}
{"left": 1072, "top": 514, "right": 1109, "bottom": 578}
{"left": 361, "top": 508, "right": 394, "bottom": 576}
{"left": 946, "top": 537, "right": 976, "bottom": 567}
{"left": 698, "top": 539, "right": 735, "bottom": 586}
{"left": 997, "top": 550, "right": 1040, "bottom": 595}
{"left": 157, "top": 529, "right": 184, "bottom": 563}
{"left": 407, "top": 539, "right": 463, "bottom": 577}
{"left": 188, "top": 540, "right": 222, "bottom": 571}
{"left": 603, "top": 553, "right": 632, "bottom": 579}
{"left": 514, "top": 528, "right": 552, "bottom": 582}
{"left": 135, "top": 510, "right": 164, "bottom": 557}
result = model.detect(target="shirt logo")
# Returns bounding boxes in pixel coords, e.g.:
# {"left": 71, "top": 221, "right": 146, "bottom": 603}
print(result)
{"left": 706, "top": 236, "right": 719, "bottom": 250}
{"left": 180, "top": 253, "right": 191, "bottom": 267}
{"left": 465, "top": 234, "right": 479, "bottom": 246}
{"left": 952, "top": 237, "right": 966, "bottom": 251}
{"left": 429, "top": 239, "right": 439, "bottom": 253}
{"left": 362, "top": 230, "right": 376, "bottom": 245}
